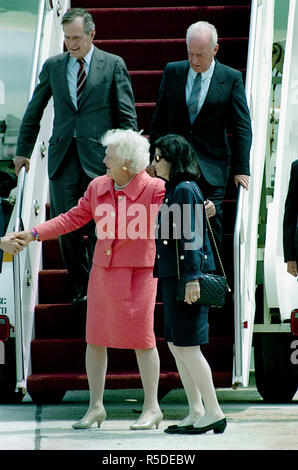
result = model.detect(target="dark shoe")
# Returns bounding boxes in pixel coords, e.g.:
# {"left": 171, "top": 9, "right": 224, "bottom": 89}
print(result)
{"left": 177, "top": 418, "right": 227, "bottom": 435}
{"left": 72, "top": 294, "right": 87, "bottom": 305}
{"left": 164, "top": 425, "right": 183, "bottom": 434}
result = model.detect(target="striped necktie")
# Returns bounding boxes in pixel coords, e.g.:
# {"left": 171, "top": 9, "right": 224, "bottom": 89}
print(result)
{"left": 188, "top": 73, "right": 202, "bottom": 124}
{"left": 77, "top": 59, "right": 87, "bottom": 105}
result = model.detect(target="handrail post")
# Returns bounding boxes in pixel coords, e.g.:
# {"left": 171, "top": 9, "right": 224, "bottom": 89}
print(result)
{"left": 232, "top": 0, "right": 258, "bottom": 384}
{"left": 13, "top": 167, "right": 26, "bottom": 392}
{"left": 28, "top": 0, "right": 46, "bottom": 99}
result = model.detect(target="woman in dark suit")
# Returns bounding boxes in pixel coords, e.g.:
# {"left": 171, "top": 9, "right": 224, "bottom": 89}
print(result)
{"left": 153, "top": 134, "right": 226, "bottom": 435}
{"left": 283, "top": 159, "right": 298, "bottom": 277}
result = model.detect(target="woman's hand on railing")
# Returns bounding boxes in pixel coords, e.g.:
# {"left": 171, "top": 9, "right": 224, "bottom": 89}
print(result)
{"left": 0, "top": 233, "right": 28, "bottom": 255}
{"left": 13, "top": 156, "right": 30, "bottom": 176}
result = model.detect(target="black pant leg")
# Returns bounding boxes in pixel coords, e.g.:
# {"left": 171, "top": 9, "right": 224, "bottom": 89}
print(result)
{"left": 49, "top": 139, "right": 93, "bottom": 297}
{"left": 198, "top": 175, "right": 226, "bottom": 268}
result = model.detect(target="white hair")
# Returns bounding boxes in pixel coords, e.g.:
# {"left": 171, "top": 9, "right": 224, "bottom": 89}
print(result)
{"left": 101, "top": 129, "right": 150, "bottom": 175}
{"left": 186, "top": 21, "right": 218, "bottom": 48}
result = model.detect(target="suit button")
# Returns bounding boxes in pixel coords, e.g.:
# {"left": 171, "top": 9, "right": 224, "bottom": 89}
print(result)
{"left": 180, "top": 255, "right": 184, "bottom": 260}
{"left": 105, "top": 249, "right": 112, "bottom": 256}
{"left": 157, "top": 254, "right": 160, "bottom": 259}
{"left": 165, "top": 198, "right": 168, "bottom": 203}
{"left": 204, "top": 254, "right": 208, "bottom": 259}
{"left": 163, "top": 240, "right": 168, "bottom": 245}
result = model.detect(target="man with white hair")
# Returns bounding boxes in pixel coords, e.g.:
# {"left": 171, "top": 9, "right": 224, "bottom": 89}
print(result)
{"left": 150, "top": 21, "right": 252, "bottom": 252}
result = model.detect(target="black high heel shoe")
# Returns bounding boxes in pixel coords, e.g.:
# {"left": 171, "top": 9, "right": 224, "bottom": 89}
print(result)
{"left": 177, "top": 418, "right": 227, "bottom": 435}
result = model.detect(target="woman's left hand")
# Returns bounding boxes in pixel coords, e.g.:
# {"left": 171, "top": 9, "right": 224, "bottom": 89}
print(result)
{"left": 204, "top": 200, "right": 216, "bottom": 218}
{"left": 184, "top": 280, "right": 200, "bottom": 304}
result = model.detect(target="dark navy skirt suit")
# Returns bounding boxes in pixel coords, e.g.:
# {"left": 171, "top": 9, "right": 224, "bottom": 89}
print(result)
{"left": 154, "top": 180, "right": 215, "bottom": 347}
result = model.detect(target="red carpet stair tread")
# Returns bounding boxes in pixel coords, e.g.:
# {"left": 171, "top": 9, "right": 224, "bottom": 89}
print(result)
{"left": 26, "top": 1, "right": 250, "bottom": 402}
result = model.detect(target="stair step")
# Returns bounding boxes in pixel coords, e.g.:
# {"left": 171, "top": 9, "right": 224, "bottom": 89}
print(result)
{"left": 89, "top": 6, "right": 250, "bottom": 40}
{"left": 38, "top": 269, "right": 72, "bottom": 304}
{"left": 27, "top": 369, "right": 232, "bottom": 395}
{"left": 34, "top": 302, "right": 164, "bottom": 339}
{"left": 130, "top": 70, "right": 162, "bottom": 102}
{"left": 95, "top": 37, "right": 248, "bottom": 71}
{"left": 31, "top": 338, "right": 86, "bottom": 374}
{"left": 34, "top": 304, "right": 87, "bottom": 339}
{"left": 42, "top": 239, "right": 64, "bottom": 269}
{"left": 130, "top": 68, "right": 246, "bottom": 103}
{"left": 30, "top": 335, "right": 233, "bottom": 375}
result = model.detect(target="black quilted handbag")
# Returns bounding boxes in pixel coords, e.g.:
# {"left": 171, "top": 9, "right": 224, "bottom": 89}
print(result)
{"left": 176, "top": 272, "right": 228, "bottom": 307}
{"left": 175, "top": 213, "right": 230, "bottom": 308}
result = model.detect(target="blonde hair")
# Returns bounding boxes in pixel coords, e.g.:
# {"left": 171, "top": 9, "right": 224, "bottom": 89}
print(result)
{"left": 101, "top": 129, "right": 150, "bottom": 174}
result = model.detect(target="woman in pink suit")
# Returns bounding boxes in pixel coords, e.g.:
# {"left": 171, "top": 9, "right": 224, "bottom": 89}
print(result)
{"left": 18, "top": 129, "right": 165, "bottom": 430}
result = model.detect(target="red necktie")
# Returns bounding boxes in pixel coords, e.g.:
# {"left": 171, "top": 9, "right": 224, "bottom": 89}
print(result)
{"left": 77, "top": 59, "right": 87, "bottom": 105}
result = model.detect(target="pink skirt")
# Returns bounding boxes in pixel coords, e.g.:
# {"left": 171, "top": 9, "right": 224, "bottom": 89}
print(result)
{"left": 86, "top": 266, "right": 157, "bottom": 349}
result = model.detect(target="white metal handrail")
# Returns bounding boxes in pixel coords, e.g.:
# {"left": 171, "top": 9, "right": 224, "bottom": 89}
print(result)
{"left": 13, "top": 167, "right": 26, "bottom": 391}
{"left": 233, "top": 0, "right": 258, "bottom": 382}
{"left": 11, "top": 0, "right": 69, "bottom": 393}
{"left": 232, "top": 0, "right": 275, "bottom": 386}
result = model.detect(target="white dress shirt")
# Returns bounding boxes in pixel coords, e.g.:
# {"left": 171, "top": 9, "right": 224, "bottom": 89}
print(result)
{"left": 185, "top": 59, "right": 215, "bottom": 116}
{"left": 67, "top": 44, "right": 94, "bottom": 109}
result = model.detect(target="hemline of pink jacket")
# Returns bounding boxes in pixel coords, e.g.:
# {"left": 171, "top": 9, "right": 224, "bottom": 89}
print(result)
{"left": 36, "top": 171, "right": 166, "bottom": 268}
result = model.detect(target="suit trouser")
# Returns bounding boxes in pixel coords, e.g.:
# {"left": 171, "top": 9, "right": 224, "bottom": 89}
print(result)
{"left": 197, "top": 174, "right": 226, "bottom": 266}
{"left": 49, "top": 138, "right": 97, "bottom": 297}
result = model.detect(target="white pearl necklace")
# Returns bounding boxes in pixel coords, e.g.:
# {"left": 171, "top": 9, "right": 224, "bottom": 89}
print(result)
{"left": 114, "top": 177, "right": 134, "bottom": 191}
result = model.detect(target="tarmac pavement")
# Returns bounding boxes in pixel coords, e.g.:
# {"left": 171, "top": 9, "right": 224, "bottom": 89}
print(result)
{"left": 0, "top": 375, "right": 297, "bottom": 459}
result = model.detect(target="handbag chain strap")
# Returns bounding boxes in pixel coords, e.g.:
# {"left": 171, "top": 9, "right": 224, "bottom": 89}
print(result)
{"left": 173, "top": 181, "right": 231, "bottom": 292}
{"left": 206, "top": 216, "right": 231, "bottom": 292}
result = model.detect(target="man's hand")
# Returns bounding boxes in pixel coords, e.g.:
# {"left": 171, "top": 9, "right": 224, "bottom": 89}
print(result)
{"left": 0, "top": 233, "right": 28, "bottom": 255}
{"left": 287, "top": 260, "right": 297, "bottom": 277}
{"left": 234, "top": 174, "right": 249, "bottom": 190}
{"left": 204, "top": 199, "right": 216, "bottom": 218}
{"left": 14, "top": 156, "right": 30, "bottom": 176}
{"left": 15, "top": 230, "right": 35, "bottom": 245}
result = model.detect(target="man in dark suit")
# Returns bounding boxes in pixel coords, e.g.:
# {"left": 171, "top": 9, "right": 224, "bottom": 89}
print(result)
{"left": 283, "top": 159, "right": 298, "bottom": 277}
{"left": 14, "top": 8, "right": 137, "bottom": 303}
{"left": 150, "top": 21, "right": 252, "bottom": 251}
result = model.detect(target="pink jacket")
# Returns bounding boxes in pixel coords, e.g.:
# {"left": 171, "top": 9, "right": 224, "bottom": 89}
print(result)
{"left": 36, "top": 171, "right": 165, "bottom": 268}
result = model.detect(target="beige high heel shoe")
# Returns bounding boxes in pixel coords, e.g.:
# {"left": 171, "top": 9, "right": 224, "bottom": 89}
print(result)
{"left": 72, "top": 408, "right": 106, "bottom": 429}
{"left": 129, "top": 410, "right": 163, "bottom": 430}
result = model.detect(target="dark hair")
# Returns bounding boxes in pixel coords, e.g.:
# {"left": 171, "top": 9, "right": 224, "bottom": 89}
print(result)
{"left": 154, "top": 134, "right": 200, "bottom": 183}
{"left": 61, "top": 8, "right": 95, "bottom": 35}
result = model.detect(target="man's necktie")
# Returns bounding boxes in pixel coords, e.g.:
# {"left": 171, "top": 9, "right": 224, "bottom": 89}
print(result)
{"left": 77, "top": 59, "right": 87, "bottom": 105}
{"left": 188, "top": 73, "right": 202, "bottom": 124}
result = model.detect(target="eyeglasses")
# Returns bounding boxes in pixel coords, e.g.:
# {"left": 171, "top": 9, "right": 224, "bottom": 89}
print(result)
{"left": 154, "top": 154, "right": 163, "bottom": 162}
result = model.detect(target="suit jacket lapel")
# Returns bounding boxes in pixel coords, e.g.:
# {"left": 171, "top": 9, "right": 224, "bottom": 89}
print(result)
{"left": 57, "top": 53, "right": 77, "bottom": 112}
{"left": 193, "top": 60, "right": 225, "bottom": 125}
